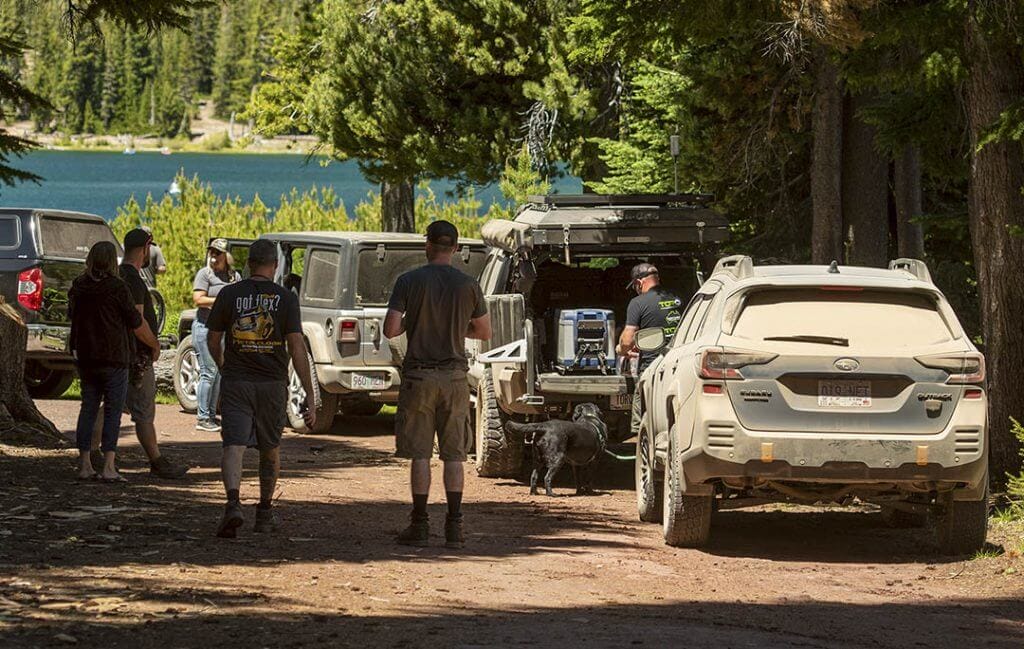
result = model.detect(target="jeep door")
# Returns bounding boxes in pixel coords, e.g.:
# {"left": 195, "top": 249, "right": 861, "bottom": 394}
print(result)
{"left": 298, "top": 245, "right": 344, "bottom": 363}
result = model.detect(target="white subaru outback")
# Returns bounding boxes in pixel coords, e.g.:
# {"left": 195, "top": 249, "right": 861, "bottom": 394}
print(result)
{"left": 633, "top": 256, "right": 988, "bottom": 554}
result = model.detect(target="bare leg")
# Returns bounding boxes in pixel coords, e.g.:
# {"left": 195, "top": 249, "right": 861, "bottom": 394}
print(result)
{"left": 134, "top": 422, "right": 161, "bottom": 462}
{"left": 221, "top": 445, "right": 245, "bottom": 498}
{"left": 442, "top": 461, "right": 464, "bottom": 493}
{"left": 411, "top": 458, "right": 431, "bottom": 496}
{"left": 100, "top": 451, "right": 119, "bottom": 480}
{"left": 258, "top": 447, "right": 280, "bottom": 507}
{"left": 77, "top": 450, "right": 95, "bottom": 479}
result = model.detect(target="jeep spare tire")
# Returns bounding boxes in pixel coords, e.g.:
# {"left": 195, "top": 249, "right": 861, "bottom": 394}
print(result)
{"left": 287, "top": 350, "right": 337, "bottom": 435}
{"left": 475, "top": 367, "right": 523, "bottom": 478}
{"left": 172, "top": 335, "right": 199, "bottom": 414}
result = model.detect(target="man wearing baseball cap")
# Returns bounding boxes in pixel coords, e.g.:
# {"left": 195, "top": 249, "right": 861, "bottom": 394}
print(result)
{"left": 140, "top": 226, "right": 167, "bottom": 283}
{"left": 616, "top": 263, "right": 683, "bottom": 439}
{"left": 383, "top": 220, "right": 491, "bottom": 549}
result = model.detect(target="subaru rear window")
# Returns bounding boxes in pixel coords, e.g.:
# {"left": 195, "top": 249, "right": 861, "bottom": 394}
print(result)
{"left": 39, "top": 216, "right": 117, "bottom": 260}
{"left": 0, "top": 215, "right": 18, "bottom": 249}
{"left": 731, "top": 288, "right": 955, "bottom": 349}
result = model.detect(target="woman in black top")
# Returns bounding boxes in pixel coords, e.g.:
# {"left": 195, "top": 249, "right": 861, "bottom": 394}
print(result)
{"left": 68, "top": 241, "right": 158, "bottom": 481}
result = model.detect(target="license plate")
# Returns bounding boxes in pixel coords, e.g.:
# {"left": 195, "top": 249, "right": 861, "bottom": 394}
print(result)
{"left": 818, "top": 380, "right": 871, "bottom": 407}
{"left": 610, "top": 393, "right": 632, "bottom": 411}
{"left": 350, "top": 373, "right": 386, "bottom": 390}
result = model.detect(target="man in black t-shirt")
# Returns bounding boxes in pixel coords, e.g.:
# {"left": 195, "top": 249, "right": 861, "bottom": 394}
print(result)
{"left": 616, "top": 263, "right": 682, "bottom": 440}
{"left": 206, "top": 239, "right": 315, "bottom": 538}
{"left": 91, "top": 228, "right": 188, "bottom": 480}
{"left": 383, "top": 220, "right": 491, "bottom": 549}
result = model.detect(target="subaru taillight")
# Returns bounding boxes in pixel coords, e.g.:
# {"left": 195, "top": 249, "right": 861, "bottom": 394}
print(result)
{"left": 339, "top": 319, "right": 359, "bottom": 343}
{"left": 699, "top": 347, "right": 777, "bottom": 380}
{"left": 17, "top": 267, "right": 42, "bottom": 311}
{"left": 915, "top": 352, "right": 986, "bottom": 385}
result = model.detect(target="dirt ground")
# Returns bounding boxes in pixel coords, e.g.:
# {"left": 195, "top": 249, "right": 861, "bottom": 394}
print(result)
{"left": 1, "top": 401, "right": 1022, "bottom": 649}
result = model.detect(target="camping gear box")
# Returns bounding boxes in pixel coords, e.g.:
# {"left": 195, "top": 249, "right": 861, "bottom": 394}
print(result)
{"left": 557, "top": 309, "right": 616, "bottom": 373}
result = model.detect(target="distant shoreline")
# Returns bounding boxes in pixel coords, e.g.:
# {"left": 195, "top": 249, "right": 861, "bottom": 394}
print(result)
{"left": 9, "top": 127, "right": 321, "bottom": 156}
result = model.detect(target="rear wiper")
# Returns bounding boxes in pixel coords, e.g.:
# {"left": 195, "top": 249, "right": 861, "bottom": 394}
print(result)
{"left": 763, "top": 334, "right": 849, "bottom": 347}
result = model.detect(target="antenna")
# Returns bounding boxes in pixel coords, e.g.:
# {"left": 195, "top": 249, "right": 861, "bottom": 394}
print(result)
{"left": 669, "top": 134, "right": 680, "bottom": 194}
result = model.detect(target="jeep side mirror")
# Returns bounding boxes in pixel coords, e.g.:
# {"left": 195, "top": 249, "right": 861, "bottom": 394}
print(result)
{"left": 635, "top": 327, "right": 666, "bottom": 353}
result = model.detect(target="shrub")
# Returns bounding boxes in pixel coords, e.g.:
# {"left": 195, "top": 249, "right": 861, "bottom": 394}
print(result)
{"left": 1006, "top": 418, "right": 1024, "bottom": 520}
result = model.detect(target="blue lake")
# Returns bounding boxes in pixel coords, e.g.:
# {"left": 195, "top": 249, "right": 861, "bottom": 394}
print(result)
{"left": 0, "top": 150, "right": 581, "bottom": 220}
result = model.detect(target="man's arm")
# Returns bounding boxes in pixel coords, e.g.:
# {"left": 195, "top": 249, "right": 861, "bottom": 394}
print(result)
{"left": 383, "top": 309, "right": 405, "bottom": 339}
{"left": 286, "top": 332, "right": 316, "bottom": 429}
{"left": 208, "top": 330, "right": 225, "bottom": 369}
{"left": 466, "top": 313, "right": 492, "bottom": 341}
{"left": 616, "top": 325, "right": 638, "bottom": 356}
{"left": 133, "top": 304, "right": 161, "bottom": 361}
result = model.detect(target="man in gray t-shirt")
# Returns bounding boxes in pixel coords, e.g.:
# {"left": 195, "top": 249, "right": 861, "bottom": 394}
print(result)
{"left": 383, "top": 220, "right": 491, "bottom": 549}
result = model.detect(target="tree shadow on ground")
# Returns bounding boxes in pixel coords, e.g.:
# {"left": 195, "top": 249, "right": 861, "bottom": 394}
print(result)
{"left": 2, "top": 593, "right": 1021, "bottom": 649}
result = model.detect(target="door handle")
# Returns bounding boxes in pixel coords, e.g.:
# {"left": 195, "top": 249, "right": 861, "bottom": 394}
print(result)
{"left": 369, "top": 320, "right": 382, "bottom": 351}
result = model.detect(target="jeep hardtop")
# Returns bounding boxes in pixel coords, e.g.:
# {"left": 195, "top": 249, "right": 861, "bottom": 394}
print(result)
{"left": 471, "top": 193, "right": 729, "bottom": 477}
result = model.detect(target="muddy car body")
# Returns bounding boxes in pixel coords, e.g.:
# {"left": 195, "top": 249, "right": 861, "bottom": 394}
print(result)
{"left": 471, "top": 194, "right": 728, "bottom": 477}
{"left": 633, "top": 256, "right": 989, "bottom": 554}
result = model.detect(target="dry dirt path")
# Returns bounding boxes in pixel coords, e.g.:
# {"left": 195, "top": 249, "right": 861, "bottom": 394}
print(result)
{"left": 1, "top": 401, "right": 1022, "bottom": 648}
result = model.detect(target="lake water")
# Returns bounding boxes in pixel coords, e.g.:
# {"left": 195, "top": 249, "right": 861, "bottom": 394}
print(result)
{"left": 0, "top": 150, "right": 581, "bottom": 220}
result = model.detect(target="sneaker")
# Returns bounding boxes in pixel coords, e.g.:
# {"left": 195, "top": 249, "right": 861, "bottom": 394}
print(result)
{"left": 254, "top": 506, "right": 279, "bottom": 533}
{"left": 217, "top": 501, "right": 244, "bottom": 538}
{"left": 444, "top": 514, "right": 464, "bottom": 549}
{"left": 396, "top": 516, "right": 430, "bottom": 547}
{"left": 211, "top": 416, "right": 222, "bottom": 426}
{"left": 195, "top": 419, "right": 221, "bottom": 432}
{"left": 150, "top": 455, "right": 190, "bottom": 479}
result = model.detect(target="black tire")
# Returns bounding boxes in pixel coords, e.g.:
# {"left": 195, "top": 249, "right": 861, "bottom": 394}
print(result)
{"left": 287, "top": 351, "right": 337, "bottom": 434}
{"left": 475, "top": 367, "right": 523, "bottom": 478}
{"left": 934, "top": 489, "right": 989, "bottom": 555}
{"left": 662, "top": 433, "right": 712, "bottom": 548}
{"left": 24, "top": 363, "right": 74, "bottom": 399}
{"left": 636, "top": 422, "right": 663, "bottom": 523}
{"left": 881, "top": 506, "right": 928, "bottom": 529}
{"left": 341, "top": 399, "right": 383, "bottom": 417}
{"left": 173, "top": 335, "right": 199, "bottom": 414}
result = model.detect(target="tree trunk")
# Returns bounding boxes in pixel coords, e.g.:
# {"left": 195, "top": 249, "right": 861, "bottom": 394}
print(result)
{"left": 841, "top": 91, "right": 889, "bottom": 267}
{"left": 893, "top": 145, "right": 925, "bottom": 258}
{"left": 965, "top": 4, "right": 1024, "bottom": 484}
{"left": 381, "top": 179, "right": 415, "bottom": 233}
{"left": 0, "top": 298, "right": 63, "bottom": 445}
{"left": 811, "top": 47, "right": 844, "bottom": 265}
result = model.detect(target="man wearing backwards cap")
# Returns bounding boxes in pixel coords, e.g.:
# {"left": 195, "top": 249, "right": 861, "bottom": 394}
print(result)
{"left": 616, "top": 262, "right": 683, "bottom": 439}
{"left": 383, "top": 220, "right": 491, "bottom": 549}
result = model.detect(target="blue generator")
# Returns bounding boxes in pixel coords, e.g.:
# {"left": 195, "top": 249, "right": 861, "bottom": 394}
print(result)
{"left": 557, "top": 309, "right": 617, "bottom": 374}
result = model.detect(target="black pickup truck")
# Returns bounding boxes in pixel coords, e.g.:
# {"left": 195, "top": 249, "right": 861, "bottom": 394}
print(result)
{"left": 0, "top": 208, "right": 165, "bottom": 398}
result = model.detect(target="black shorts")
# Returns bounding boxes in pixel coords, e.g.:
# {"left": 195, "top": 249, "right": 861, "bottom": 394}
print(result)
{"left": 220, "top": 380, "right": 288, "bottom": 450}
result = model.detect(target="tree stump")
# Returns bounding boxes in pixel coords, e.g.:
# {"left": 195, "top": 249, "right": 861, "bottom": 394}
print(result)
{"left": 0, "top": 297, "right": 63, "bottom": 446}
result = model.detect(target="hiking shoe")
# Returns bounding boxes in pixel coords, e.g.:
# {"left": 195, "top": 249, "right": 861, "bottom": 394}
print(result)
{"left": 254, "top": 506, "right": 279, "bottom": 533}
{"left": 195, "top": 419, "right": 221, "bottom": 432}
{"left": 150, "top": 456, "right": 189, "bottom": 479}
{"left": 445, "top": 514, "right": 465, "bottom": 549}
{"left": 396, "top": 516, "right": 430, "bottom": 547}
{"left": 217, "top": 501, "right": 244, "bottom": 538}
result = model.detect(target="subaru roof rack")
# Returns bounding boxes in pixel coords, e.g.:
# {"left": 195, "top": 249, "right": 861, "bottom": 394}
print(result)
{"left": 527, "top": 193, "right": 715, "bottom": 208}
{"left": 888, "top": 258, "right": 933, "bottom": 283}
{"left": 712, "top": 254, "right": 755, "bottom": 280}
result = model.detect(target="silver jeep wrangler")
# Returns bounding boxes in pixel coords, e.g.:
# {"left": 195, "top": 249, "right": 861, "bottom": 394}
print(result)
{"left": 173, "top": 231, "right": 487, "bottom": 433}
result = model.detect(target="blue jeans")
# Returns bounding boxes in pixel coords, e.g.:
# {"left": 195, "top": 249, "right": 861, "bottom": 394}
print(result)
{"left": 192, "top": 319, "right": 221, "bottom": 422}
{"left": 75, "top": 366, "right": 128, "bottom": 453}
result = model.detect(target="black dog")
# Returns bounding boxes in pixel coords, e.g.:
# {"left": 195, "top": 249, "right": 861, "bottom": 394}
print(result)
{"left": 505, "top": 403, "right": 608, "bottom": 496}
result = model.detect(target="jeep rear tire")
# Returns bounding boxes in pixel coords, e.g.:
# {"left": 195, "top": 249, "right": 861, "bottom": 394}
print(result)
{"left": 475, "top": 368, "right": 523, "bottom": 478}
{"left": 934, "top": 489, "right": 988, "bottom": 556}
{"left": 662, "top": 433, "right": 712, "bottom": 547}
{"left": 287, "top": 351, "right": 337, "bottom": 435}
{"left": 635, "top": 422, "right": 663, "bottom": 523}
{"left": 173, "top": 335, "right": 199, "bottom": 414}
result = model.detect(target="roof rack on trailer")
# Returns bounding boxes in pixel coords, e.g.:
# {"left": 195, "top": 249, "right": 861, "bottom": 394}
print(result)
{"left": 526, "top": 193, "right": 715, "bottom": 208}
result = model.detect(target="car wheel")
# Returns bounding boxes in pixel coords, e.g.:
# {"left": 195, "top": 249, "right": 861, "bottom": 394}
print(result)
{"left": 635, "top": 422, "right": 663, "bottom": 523}
{"left": 662, "top": 433, "right": 712, "bottom": 548}
{"left": 173, "top": 336, "right": 199, "bottom": 414}
{"left": 287, "top": 350, "right": 338, "bottom": 434}
{"left": 933, "top": 488, "right": 989, "bottom": 555}
{"left": 24, "top": 362, "right": 75, "bottom": 399}
{"left": 474, "top": 367, "right": 523, "bottom": 478}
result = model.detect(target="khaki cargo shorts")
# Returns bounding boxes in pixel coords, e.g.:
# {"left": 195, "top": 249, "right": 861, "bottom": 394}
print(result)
{"left": 125, "top": 364, "right": 156, "bottom": 425}
{"left": 395, "top": 368, "right": 471, "bottom": 462}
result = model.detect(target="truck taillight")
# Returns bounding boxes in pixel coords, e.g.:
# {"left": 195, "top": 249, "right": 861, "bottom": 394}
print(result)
{"left": 915, "top": 352, "right": 986, "bottom": 385}
{"left": 339, "top": 319, "right": 360, "bottom": 343}
{"left": 699, "top": 347, "right": 777, "bottom": 380}
{"left": 17, "top": 267, "right": 43, "bottom": 311}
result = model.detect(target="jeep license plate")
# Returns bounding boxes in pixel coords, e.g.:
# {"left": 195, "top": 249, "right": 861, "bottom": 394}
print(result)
{"left": 610, "top": 393, "right": 632, "bottom": 411}
{"left": 351, "top": 373, "right": 386, "bottom": 390}
{"left": 818, "top": 380, "right": 871, "bottom": 407}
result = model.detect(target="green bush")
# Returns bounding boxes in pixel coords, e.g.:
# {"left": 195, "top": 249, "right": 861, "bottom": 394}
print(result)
{"left": 1006, "top": 418, "right": 1024, "bottom": 520}
{"left": 200, "top": 130, "right": 232, "bottom": 151}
